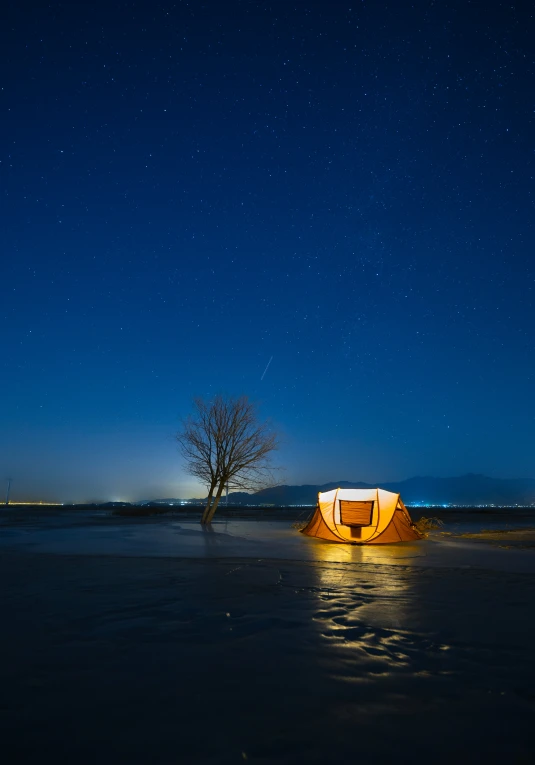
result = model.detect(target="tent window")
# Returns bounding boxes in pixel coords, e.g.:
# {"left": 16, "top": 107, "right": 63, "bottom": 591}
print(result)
{"left": 340, "top": 500, "right": 374, "bottom": 527}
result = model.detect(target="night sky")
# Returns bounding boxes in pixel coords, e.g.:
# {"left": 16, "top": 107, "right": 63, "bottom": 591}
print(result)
{"left": 2, "top": 1, "right": 534, "bottom": 502}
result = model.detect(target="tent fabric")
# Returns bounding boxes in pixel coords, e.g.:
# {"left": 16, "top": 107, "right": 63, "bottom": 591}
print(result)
{"left": 301, "top": 488, "right": 422, "bottom": 544}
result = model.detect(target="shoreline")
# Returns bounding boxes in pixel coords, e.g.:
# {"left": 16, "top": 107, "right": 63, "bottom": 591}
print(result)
{"left": 1, "top": 523, "right": 535, "bottom": 574}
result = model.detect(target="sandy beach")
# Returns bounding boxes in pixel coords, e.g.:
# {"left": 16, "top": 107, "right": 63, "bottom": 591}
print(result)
{"left": 1, "top": 513, "right": 535, "bottom": 764}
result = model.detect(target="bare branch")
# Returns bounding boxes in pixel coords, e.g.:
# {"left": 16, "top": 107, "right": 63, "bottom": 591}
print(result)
{"left": 176, "top": 394, "right": 280, "bottom": 523}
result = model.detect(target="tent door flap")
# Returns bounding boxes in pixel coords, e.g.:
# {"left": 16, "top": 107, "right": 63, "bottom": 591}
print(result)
{"left": 339, "top": 500, "right": 374, "bottom": 527}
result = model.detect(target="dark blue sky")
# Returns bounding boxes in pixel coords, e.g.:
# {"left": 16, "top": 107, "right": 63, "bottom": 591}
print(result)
{"left": 2, "top": 0, "right": 534, "bottom": 502}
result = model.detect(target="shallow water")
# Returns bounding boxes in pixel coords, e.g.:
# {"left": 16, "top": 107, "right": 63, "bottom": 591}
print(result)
{"left": 1, "top": 517, "right": 535, "bottom": 573}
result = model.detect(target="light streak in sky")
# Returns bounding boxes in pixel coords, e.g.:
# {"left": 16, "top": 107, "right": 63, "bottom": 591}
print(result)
{"left": 260, "top": 356, "right": 273, "bottom": 381}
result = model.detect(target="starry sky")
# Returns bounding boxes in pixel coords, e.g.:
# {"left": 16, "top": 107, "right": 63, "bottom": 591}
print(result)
{"left": 2, "top": 0, "right": 534, "bottom": 503}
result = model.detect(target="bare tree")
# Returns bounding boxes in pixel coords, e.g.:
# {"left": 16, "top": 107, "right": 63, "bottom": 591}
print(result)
{"left": 176, "top": 394, "right": 279, "bottom": 524}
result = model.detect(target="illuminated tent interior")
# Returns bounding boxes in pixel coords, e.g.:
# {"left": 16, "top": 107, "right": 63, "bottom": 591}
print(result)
{"left": 301, "top": 488, "right": 423, "bottom": 544}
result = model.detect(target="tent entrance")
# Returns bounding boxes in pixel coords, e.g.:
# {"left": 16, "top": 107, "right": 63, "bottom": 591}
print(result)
{"left": 340, "top": 500, "right": 374, "bottom": 527}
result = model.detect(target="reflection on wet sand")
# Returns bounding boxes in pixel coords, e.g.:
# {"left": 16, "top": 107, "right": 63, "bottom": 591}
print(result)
{"left": 305, "top": 537, "right": 427, "bottom": 566}
{"left": 300, "top": 539, "right": 441, "bottom": 701}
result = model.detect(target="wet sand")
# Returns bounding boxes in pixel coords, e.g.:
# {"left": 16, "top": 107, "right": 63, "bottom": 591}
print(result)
{"left": 1, "top": 515, "right": 535, "bottom": 764}
{"left": 453, "top": 528, "right": 535, "bottom": 548}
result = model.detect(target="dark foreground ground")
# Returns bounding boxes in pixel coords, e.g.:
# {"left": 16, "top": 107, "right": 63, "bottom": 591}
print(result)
{"left": 1, "top": 546, "right": 535, "bottom": 765}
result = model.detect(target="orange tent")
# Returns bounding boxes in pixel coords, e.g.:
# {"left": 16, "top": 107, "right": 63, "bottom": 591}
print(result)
{"left": 301, "top": 488, "right": 423, "bottom": 544}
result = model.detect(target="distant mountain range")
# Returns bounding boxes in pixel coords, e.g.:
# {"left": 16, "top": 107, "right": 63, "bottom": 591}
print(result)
{"left": 141, "top": 474, "right": 535, "bottom": 507}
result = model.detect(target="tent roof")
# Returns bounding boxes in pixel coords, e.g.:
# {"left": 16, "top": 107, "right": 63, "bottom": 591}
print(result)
{"left": 318, "top": 488, "right": 398, "bottom": 502}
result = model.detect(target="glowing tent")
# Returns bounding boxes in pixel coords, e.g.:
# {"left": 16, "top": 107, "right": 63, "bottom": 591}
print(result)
{"left": 301, "top": 488, "right": 423, "bottom": 544}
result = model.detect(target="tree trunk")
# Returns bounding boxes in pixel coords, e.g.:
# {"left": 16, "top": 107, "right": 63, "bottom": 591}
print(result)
{"left": 201, "top": 486, "right": 215, "bottom": 524}
{"left": 205, "top": 481, "right": 225, "bottom": 524}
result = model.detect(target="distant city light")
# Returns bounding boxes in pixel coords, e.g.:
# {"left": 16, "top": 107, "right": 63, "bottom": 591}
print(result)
{"left": 5, "top": 501, "right": 63, "bottom": 506}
